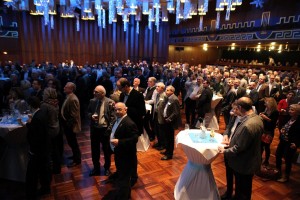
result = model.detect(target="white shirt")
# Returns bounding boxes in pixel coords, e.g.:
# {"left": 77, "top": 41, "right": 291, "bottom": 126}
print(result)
{"left": 110, "top": 115, "right": 127, "bottom": 151}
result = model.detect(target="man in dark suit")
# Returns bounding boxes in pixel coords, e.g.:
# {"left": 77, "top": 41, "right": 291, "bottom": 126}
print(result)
{"left": 117, "top": 77, "right": 146, "bottom": 186}
{"left": 134, "top": 68, "right": 147, "bottom": 89}
{"left": 87, "top": 85, "right": 115, "bottom": 176}
{"left": 266, "top": 74, "right": 280, "bottom": 98}
{"left": 171, "top": 70, "right": 181, "bottom": 96}
{"left": 179, "top": 70, "right": 188, "bottom": 108}
{"left": 247, "top": 82, "right": 259, "bottom": 112}
{"left": 234, "top": 79, "right": 247, "bottom": 99}
{"left": 219, "top": 97, "right": 264, "bottom": 200}
{"left": 222, "top": 79, "right": 237, "bottom": 126}
{"left": 30, "top": 79, "right": 43, "bottom": 101}
{"left": 160, "top": 85, "right": 181, "bottom": 160}
{"left": 294, "top": 81, "right": 300, "bottom": 103}
{"left": 110, "top": 102, "right": 139, "bottom": 199}
{"left": 25, "top": 96, "right": 51, "bottom": 199}
{"left": 257, "top": 76, "right": 269, "bottom": 113}
{"left": 117, "top": 77, "right": 146, "bottom": 135}
{"left": 196, "top": 80, "right": 213, "bottom": 120}
{"left": 61, "top": 82, "right": 82, "bottom": 167}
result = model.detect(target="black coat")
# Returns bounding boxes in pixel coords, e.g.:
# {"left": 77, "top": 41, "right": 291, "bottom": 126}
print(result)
{"left": 119, "top": 89, "right": 146, "bottom": 134}
{"left": 26, "top": 109, "right": 49, "bottom": 155}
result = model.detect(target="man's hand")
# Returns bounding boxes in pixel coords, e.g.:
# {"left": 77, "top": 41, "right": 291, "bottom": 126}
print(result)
{"left": 218, "top": 145, "right": 225, "bottom": 153}
{"left": 222, "top": 135, "right": 229, "bottom": 145}
{"left": 110, "top": 139, "right": 119, "bottom": 147}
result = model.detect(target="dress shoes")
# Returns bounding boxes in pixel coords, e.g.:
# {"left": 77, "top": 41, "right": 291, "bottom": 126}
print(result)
{"left": 161, "top": 155, "right": 172, "bottom": 160}
{"left": 67, "top": 155, "right": 74, "bottom": 160}
{"left": 155, "top": 146, "right": 165, "bottom": 151}
{"left": 160, "top": 151, "right": 167, "bottom": 155}
{"left": 67, "top": 161, "right": 81, "bottom": 168}
{"left": 104, "top": 169, "right": 112, "bottom": 176}
{"left": 108, "top": 172, "right": 118, "bottom": 181}
{"left": 37, "top": 188, "right": 51, "bottom": 196}
{"left": 221, "top": 192, "right": 232, "bottom": 200}
{"left": 89, "top": 169, "right": 101, "bottom": 176}
{"left": 130, "top": 178, "right": 137, "bottom": 187}
{"left": 153, "top": 143, "right": 160, "bottom": 148}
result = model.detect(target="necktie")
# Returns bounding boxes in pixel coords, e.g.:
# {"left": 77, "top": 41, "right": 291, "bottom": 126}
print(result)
{"left": 155, "top": 94, "right": 160, "bottom": 112}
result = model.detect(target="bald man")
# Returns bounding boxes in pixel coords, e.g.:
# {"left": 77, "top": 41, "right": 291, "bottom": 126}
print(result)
{"left": 87, "top": 85, "right": 115, "bottom": 176}
{"left": 110, "top": 102, "right": 139, "bottom": 199}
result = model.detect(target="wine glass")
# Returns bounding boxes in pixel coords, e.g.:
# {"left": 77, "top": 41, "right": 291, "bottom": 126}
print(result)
{"left": 92, "top": 112, "right": 99, "bottom": 124}
{"left": 184, "top": 123, "right": 189, "bottom": 130}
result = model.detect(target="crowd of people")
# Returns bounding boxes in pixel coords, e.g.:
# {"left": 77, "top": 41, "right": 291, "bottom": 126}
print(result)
{"left": 1, "top": 59, "right": 300, "bottom": 199}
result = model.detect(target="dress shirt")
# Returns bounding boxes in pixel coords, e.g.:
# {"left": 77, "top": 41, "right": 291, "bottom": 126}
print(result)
{"left": 61, "top": 94, "right": 71, "bottom": 120}
{"left": 110, "top": 115, "right": 127, "bottom": 151}
{"left": 98, "top": 100, "right": 107, "bottom": 127}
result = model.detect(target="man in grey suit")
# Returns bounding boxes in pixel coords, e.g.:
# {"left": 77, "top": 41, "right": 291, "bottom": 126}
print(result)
{"left": 219, "top": 97, "right": 264, "bottom": 200}
{"left": 160, "top": 85, "right": 181, "bottom": 160}
{"left": 87, "top": 85, "right": 115, "bottom": 176}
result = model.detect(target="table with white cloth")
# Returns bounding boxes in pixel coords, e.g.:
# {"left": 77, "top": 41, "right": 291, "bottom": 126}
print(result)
{"left": 204, "top": 95, "right": 223, "bottom": 130}
{"left": 174, "top": 129, "right": 223, "bottom": 200}
{"left": 0, "top": 116, "right": 28, "bottom": 182}
{"left": 136, "top": 103, "right": 152, "bottom": 152}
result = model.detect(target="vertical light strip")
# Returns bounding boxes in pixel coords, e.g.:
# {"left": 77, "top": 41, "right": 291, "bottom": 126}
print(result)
{"left": 176, "top": 0, "right": 180, "bottom": 24}
{"left": 225, "top": 0, "right": 232, "bottom": 20}
{"left": 155, "top": 7, "right": 159, "bottom": 32}
{"left": 216, "top": 11, "right": 220, "bottom": 29}
{"left": 199, "top": 15, "right": 203, "bottom": 31}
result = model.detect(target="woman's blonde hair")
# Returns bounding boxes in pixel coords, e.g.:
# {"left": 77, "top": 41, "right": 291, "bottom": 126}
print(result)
{"left": 265, "top": 97, "right": 278, "bottom": 112}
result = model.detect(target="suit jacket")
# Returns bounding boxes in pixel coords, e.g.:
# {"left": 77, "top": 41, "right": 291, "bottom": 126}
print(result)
{"left": 113, "top": 116, "right": 139, "bottom": 166}
{"left": 119, "top": 89, "right": 146, "bottom": 134}
{"left": 224, "top": 113, "right": 264, "bottom": 175}
{"left": 162, "top": 94, "right": 182, "bottom": 129}
{"left": 248, "top": 89, "right": 259, "bottom": 106}
{"left": 87, "top": 97, "right": 115, "bottom": 135}
{"left": 197, "top": 87, "right": 213, "bottom": 116}
{"left": 26, "top": 109, "right": 49, "bottom": 155}
{"left": 172, "top": 77, "right": 181, "bottom": 96}
{"left": 236, "top": 86, "right": 247, "bottom": 99}
{"left": 223, "top": 115, "right": 238, "bottom": 138}
{"left": 266, "top": 83, "right": 280, "bottom": 98}
{"left": 136, "top": 75, "right": 147, "bottom": 89}
{"left": 61, "top": 93, "right": 81, "bottom": 133}
{"left": 222, "top": 88, "right": 237, "bottom": 113}
{"left": 257, "top": 83, "right": 269, "bottom": 100}
{"left": 284, "top": 117, "right": 300, "bottom": 147}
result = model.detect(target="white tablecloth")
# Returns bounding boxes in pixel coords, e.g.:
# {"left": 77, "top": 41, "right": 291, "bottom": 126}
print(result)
{"left": 0, "top": 123, "right": 28, "bottom": 182}
{"left": 136, "top": 129, "right": 150, "bottom": 152}
{"left": 174, "top": 129, "right": 223, "bottom": 200}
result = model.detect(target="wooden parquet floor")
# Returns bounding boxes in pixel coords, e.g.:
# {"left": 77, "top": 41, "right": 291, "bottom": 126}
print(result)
{"left": 1, "top": 112, "right": 300, "bottom": 200}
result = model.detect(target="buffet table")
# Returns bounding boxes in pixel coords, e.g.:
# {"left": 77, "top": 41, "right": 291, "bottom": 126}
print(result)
{"left": 0, "top": 116, "right": 28, "bottom": 182}
{"left": 174, "top": 129, "right": 223, "bottom": 200}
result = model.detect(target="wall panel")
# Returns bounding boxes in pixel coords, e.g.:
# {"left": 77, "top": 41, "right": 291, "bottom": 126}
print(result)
{"left": 1, "top": 11, "right": 169, "bottom": 65}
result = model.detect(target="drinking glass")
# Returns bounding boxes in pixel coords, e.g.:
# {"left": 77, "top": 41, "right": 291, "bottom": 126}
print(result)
{"left": 209, "top": 128, "right": 215, "bottom": 142}
{"left": 184, "top": 123, "right": 189, "bottom": 130}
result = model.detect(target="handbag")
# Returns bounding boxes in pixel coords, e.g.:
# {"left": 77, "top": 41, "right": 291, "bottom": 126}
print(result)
{"left": 261, "top": 133, "right": 273, "bottom": 144}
